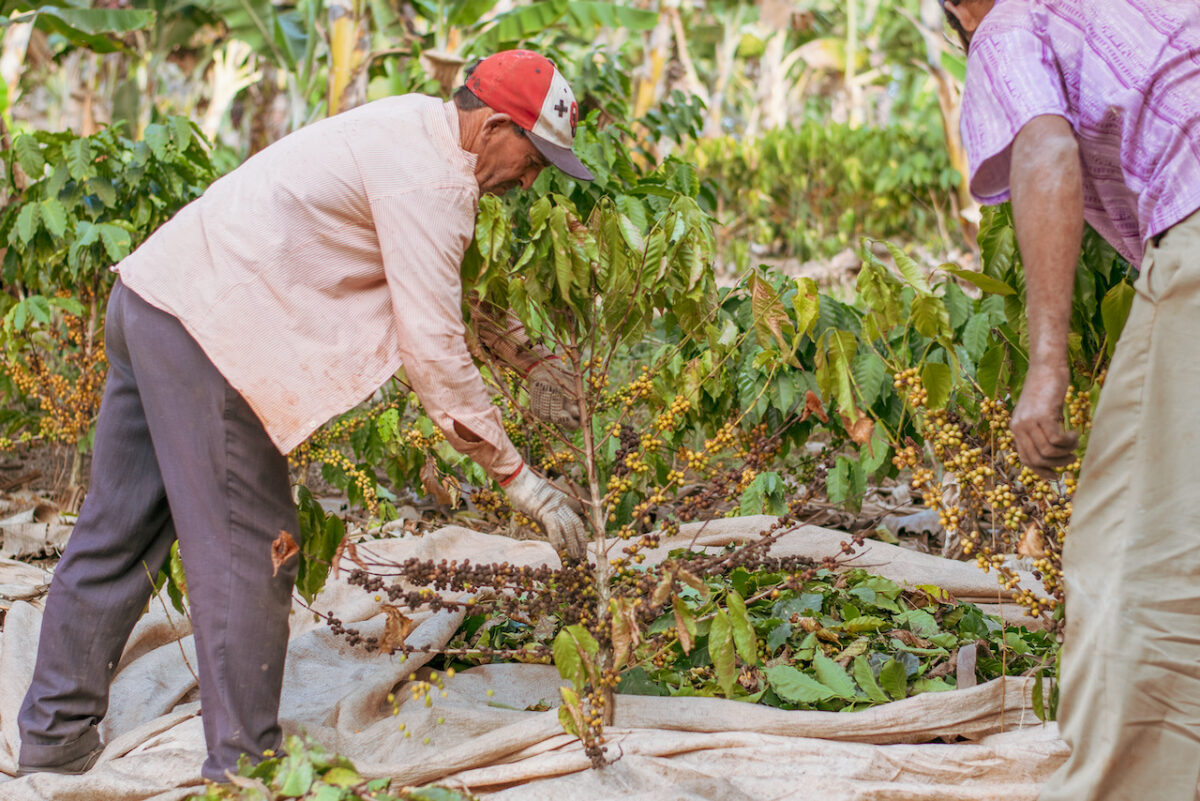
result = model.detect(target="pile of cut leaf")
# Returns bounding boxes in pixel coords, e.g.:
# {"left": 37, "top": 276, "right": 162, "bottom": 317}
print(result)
{"left": 432, "top": 562, "right": 1059, "bottom": 714}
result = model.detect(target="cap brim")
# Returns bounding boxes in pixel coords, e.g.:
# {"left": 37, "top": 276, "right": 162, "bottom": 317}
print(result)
{"left": 527, "top": 131, "right": 595, "bottom": 181}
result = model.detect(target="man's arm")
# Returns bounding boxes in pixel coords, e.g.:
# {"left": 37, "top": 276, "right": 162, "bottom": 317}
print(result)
{"left": 470, "top": 295, "right": 581, "bottom": 431}
{"left": 470, "top": 295, "right": 548, "bottom": 375}
{"left": 1009, "top": 114, "right": 1082, "bottom": 478}
{"left": 373, "top": 185, "right": 587, "bottom": 556}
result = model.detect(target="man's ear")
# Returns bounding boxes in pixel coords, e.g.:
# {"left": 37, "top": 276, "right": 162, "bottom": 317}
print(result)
{"left": 944, "top": 0, "right": 992, "bottom": 34}
{"left": 480, "top": 112, "right": 515, "bottom": 143}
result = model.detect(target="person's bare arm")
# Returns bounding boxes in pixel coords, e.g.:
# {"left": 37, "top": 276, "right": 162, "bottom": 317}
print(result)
{"left": 469, "top": 295, "right": 581, "bottom": 430}
{"left": 1009, "top": 114, "right": 1082, "bottom": 478}
{"left": 469, "top": 294, "right": 548, "bottom": 374}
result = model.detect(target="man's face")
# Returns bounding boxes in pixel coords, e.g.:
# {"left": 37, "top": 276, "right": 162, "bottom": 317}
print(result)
{"left": 941, "top": 0, "right": 996, "bottom": 50}
{"left": 474, "top": 119, "right": 550, "bottom": 196}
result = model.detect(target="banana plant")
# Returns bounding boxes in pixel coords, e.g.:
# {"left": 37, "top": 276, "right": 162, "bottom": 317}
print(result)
{"left": 0, "top": 0, "right": 156, "bottom": 54}
{"left": 408, "top": 0, "right": 657, "bottom": 63}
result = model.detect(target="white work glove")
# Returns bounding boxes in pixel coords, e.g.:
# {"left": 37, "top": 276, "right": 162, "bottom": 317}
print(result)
{"left": 527, "top": 358, "right": 581, "bottom": 431}
{"left": 503, "top": 465, "right": 588, "bottom": 559}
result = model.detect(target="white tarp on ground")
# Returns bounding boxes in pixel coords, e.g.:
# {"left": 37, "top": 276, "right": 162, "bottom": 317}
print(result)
{"left": 0, "top": 518, "right": 1067, "bottom": 800}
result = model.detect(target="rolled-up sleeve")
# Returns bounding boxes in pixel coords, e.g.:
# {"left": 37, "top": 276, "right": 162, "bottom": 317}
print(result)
{"left": 372, "top": 182, "right": 523, "bottom": 480}
{"left": 961, "top": 26, "right": 1071, "bottom": 205}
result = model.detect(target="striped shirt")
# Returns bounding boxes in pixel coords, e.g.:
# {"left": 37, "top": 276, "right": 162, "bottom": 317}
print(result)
{"left": 960, "top": 0, "right": 1200, "bottom": 264}
{"left": 116, "top": 96, "right": 522, "bottom": 479}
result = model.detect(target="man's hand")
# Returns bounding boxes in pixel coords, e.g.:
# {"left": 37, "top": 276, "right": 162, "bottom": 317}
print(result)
{"left": 527, "top": 358, "right": 581, "bottom": 431}
{"left": 502, "top": 465, "right": 588, "bottom": 558}
{"left": 1009, "top": 115, "right": 1084, "bottom": 481}
{"left": 1011, "top": 362, "right": 1079, "bottom": 480}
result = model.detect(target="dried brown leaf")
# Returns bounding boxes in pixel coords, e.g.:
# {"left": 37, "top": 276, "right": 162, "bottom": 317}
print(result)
{"left": 331, "top": 538, "right": 369, "bottom": 578}
{"left": 271, "top": 530, "right": 299, "bottom": 577}
{"left": 674, "top": 604, "right": 693, "bottom": 655}
{"left": 651, "top": 572, "right": 675, "bottom": 607}
{"left": 926, "top": 652, "right": 957, "bottom": 679}
{"left": 346, "top": 540, "right": 368, "bottom": 570}
{"left": 815, "top": 627, "right": 841, "bottom": 643}
{"left": 800, "top": 390, "right": 830, "bottom": 424}
{"left": 380, "top": 605, "right": 418, "bottom": 655}
{"left": 888, "top": 629, "right": 933, "bottom": 649}
{"left": 836, "top": 636, "right": 871, "bottom": 666}
{"left": 1017, "top": 523, "right": 1046, "bottom": 558}
{"left": 750, "top": 271, "right": 794, "bottom": 352}
{"left": 420, "top": 457, "right": 454, "bottom": 507}
{"left": 621, "top": 602, "right": 642, "bottom": 650}
{"left": 841, "top": 413, "right": 875, "bottom": 455}
{"left": 677, "top": 568, "right": 709, "bottom": 598}
{"left": 611, "top": 606, "right": 632, "bottom": 671}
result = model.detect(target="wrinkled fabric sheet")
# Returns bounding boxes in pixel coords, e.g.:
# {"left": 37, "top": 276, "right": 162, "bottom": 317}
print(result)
{"left": 0, "top": 519, "right": 1065, "bottom": 800}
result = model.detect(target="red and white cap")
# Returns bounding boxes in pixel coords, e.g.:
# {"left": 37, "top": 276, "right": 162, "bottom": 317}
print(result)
{"left": 464, "top": 50, "right": 595, "bottom": 181}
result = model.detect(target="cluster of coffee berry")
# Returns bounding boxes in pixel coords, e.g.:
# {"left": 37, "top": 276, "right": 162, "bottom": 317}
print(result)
{"left": 900, "top": 399, "right": 1079, "bottom": 625}
{"left": 893, "top": 366, "right": 928, "bottom": 407}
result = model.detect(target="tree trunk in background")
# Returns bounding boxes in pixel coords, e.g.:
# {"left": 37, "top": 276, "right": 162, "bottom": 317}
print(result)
{"left": 1, "top": 20, "right": 33, "bottom": 105}
{"left": 328, "top": 0, "right": 369, "bottom": 115}
{"left": 668, "top": 6, "right": 708, "bottom": 109}
{"left": 916, "top": 0, "right": 979, "bottom": 240}
{"left": 633, "top": 0, "right": 671, "bottom": 119}
{"left": 704, "top": 5, "right": 744, "bottom": 137}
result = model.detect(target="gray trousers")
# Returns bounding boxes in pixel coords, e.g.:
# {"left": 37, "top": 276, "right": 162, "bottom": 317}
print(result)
{"left": 18, "top": 280, "right": 300, "bottom": 782}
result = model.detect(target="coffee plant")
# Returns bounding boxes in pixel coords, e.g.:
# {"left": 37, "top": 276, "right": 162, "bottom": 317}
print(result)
{"left": 313, "top": 161, "right": 882, "bottom": 763}
{"left": 692, "top": 119, "right": 961, "bottom": 263}
{"left": 0, "top": 117, "right": 216, "bottom": 484}
{"left": 312, "top": 167, "right": 1096, "bottom": 759}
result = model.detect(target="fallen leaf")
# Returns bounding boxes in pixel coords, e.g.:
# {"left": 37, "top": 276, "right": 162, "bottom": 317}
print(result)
{"left": 926, "top": 652, "right": 957, "bottom": 679}
{"left": 271, "top": 530, "right": 299, "bottom": 577}
{"left": 888, "top": 629, "right": 933, "bottom": 649}
{"left": 532, "top": 614, "right": 558, "bottom": 641}
{"left": 912, "top": 584, "right": 955, "bottom": 606}
{"left": 1018, "top": 523, "right": 1046, "bottom": 558}
{"left": 835, "top": 636, "right": 871, "bottom": 666}
{"left": 32, "top": 502, "right": 59, "bottom": 524}
{"left": 800, "top": 390, "right": 830, "bottom": 423}
{"left": 815, "top": 627, "right": 841, "bottom": 643}
{"left": 380, "top": 605, "right": 417, "bottom": 654}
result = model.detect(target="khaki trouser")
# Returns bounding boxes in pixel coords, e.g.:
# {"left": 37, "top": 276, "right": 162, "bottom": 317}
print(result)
{"left": 1040, "top": 208, "right": 1200, "bottom": 801}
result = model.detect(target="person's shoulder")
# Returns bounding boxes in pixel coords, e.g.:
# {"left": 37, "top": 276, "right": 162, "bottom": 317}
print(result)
{"left": 974, "top": 0, "right": 1039, "bottom": 38}
{"left": 340, "top": 93, "right": 443, "bottom": 123}
{"left": 341, "top": 95, "right": 471, "bottom": 183}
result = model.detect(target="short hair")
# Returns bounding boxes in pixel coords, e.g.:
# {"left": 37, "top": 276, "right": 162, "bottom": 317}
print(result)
{"left": 453, "top": 59, "right": 488, "bottom": 110}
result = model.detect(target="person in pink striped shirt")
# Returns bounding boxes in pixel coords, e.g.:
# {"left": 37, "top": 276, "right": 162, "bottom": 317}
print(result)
{"left": 945, "top": 1, "right": 1200, "bottom": 798}
{"left": 17, "top": 50, "right": 596, "bottom": 783}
